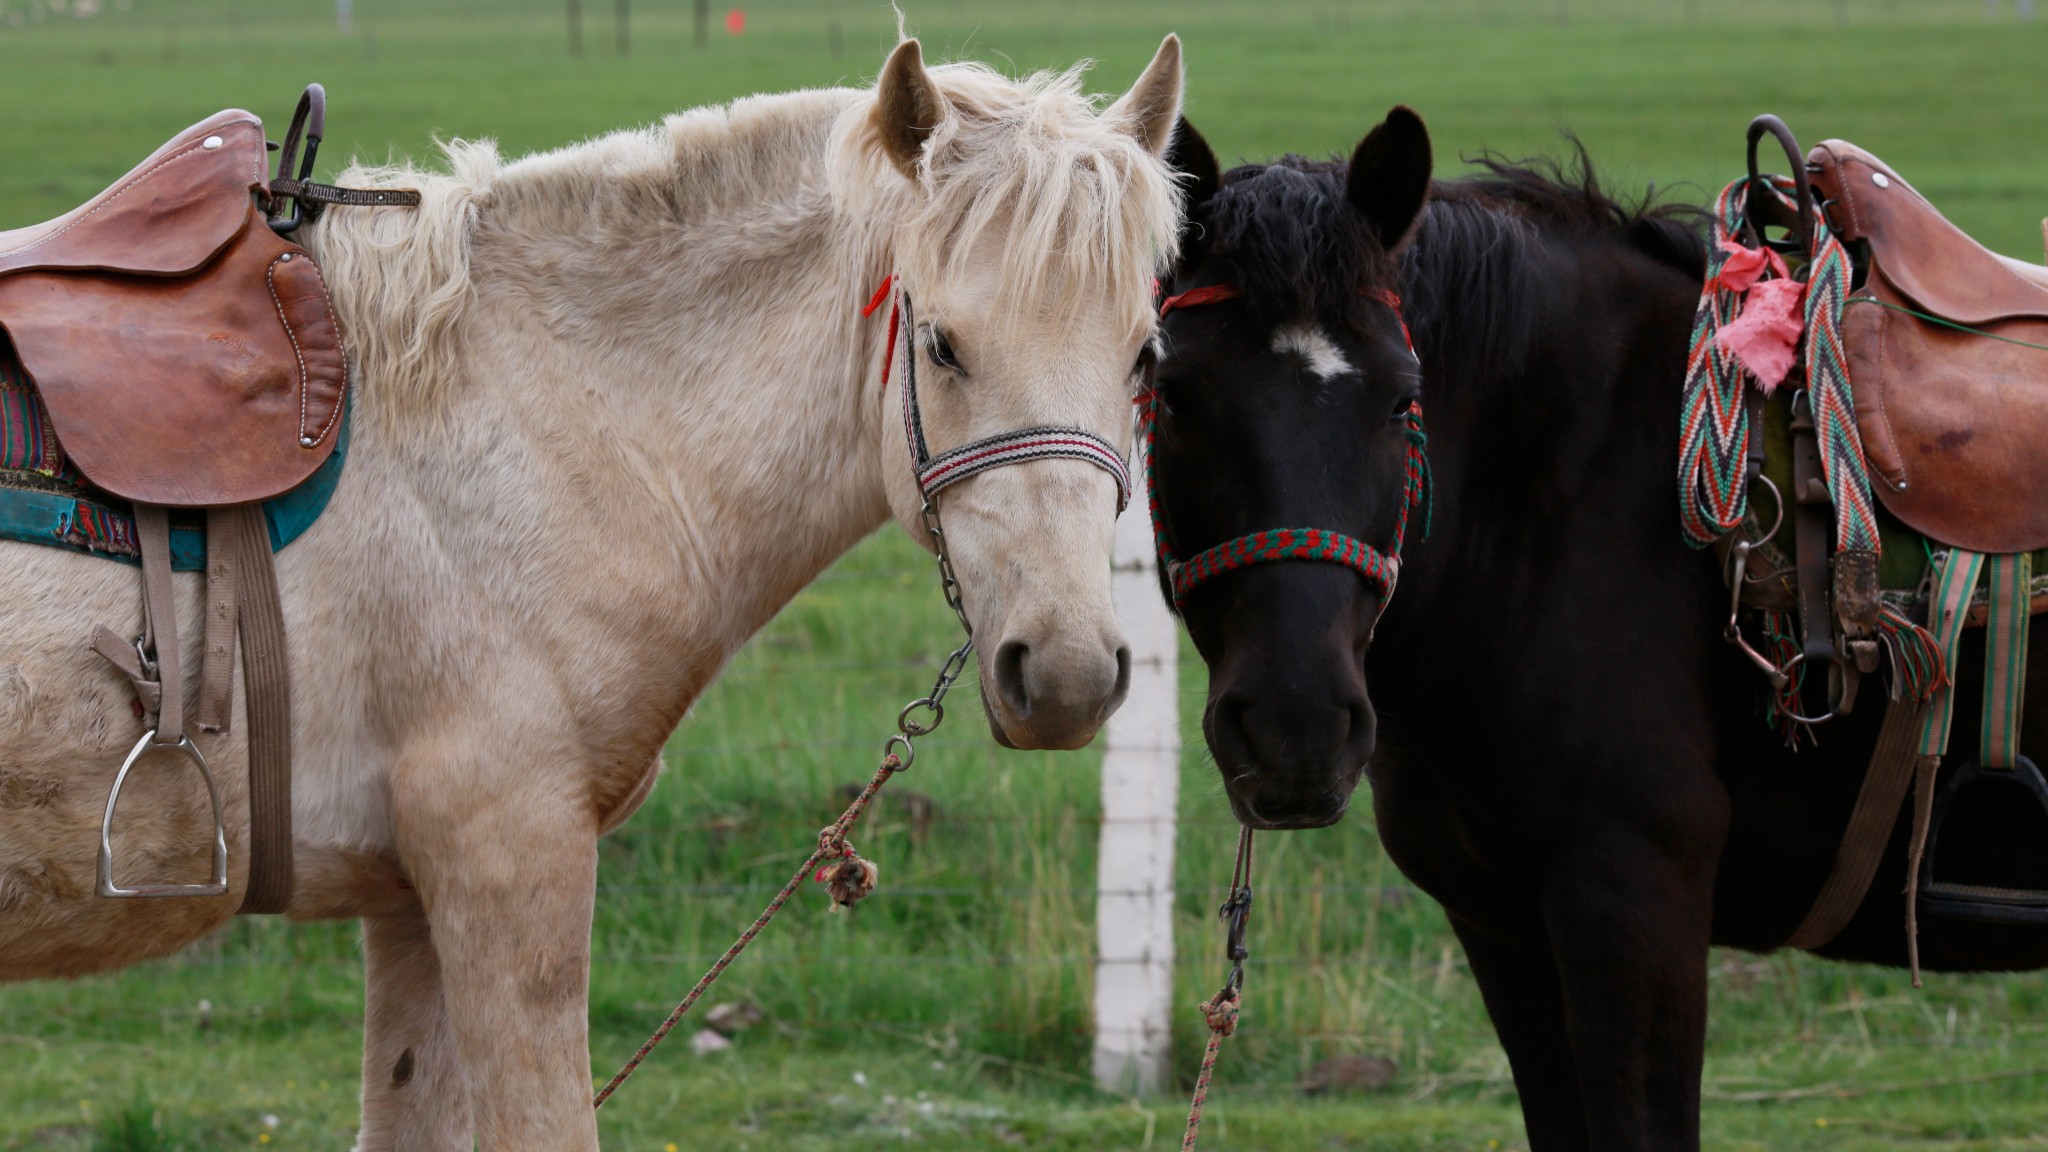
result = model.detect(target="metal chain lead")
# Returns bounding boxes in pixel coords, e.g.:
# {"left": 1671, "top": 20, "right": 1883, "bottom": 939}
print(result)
{"left": 893, "top": 498, "right": 976, "bottom": 758}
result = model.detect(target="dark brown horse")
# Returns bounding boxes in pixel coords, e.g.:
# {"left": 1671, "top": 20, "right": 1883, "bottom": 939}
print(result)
{"left": 1150, "top": 112, "right": 2048, "bottom": 1149}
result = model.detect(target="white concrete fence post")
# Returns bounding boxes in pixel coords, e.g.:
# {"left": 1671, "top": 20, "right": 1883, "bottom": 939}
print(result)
{"left": 1092, "top": 470, "right": 1182, "bottom": 1095}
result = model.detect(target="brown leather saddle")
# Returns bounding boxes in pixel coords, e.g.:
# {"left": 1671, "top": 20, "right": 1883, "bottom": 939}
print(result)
{"left": 1810, "top": 140, "right": 2048, "bottom": 556}
{"left": 1722, "top": 122, "right": 2048, "bottom": 951}
{"left": 0, "top": 86, "right": 417, "bottom": 912}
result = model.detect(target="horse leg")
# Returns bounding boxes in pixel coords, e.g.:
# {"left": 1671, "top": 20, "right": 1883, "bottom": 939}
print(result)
{"left": 1451, "top": 914, "right": 1591, "bottom": 1151}
{"left": 396, "top": 753, "right": 600, "bottom": 1150}
{"left": 355, "top": 912, "right": 474, "bottom": 1151}
{"left": 1543, "top": 838, "right": 1717, "bottom": 1152}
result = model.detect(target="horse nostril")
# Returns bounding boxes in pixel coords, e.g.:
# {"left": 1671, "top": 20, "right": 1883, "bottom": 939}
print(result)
{"left": 994, "top": 639, "right": 1032, "bottom": 717}
{"left": 1112, "top": 645, "right": 1132, "bottom": 700}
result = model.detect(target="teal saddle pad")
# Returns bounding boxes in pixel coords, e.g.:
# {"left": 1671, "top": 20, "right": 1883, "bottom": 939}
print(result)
{"left": 0, "top": 339, "right": 347, "bottom": 570}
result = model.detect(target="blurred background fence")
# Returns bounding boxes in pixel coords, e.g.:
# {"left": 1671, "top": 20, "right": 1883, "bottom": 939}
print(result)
{"left": 5, "top": 2, "right": 2048, "bottom": 1149}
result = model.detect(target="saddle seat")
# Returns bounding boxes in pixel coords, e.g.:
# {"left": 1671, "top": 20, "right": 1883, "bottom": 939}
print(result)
{"left": 1808, "top": 139, "right": 2048, "bottom": 556}
{"left": 0, "top": 109, "right": 344, "bottom": 507}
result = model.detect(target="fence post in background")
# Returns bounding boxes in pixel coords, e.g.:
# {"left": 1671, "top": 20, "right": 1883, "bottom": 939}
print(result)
{"left": 1092, "top": 469, "right": 1181, "bottom": 1095}
{"left": 694, "top": 0, "right": 709, "bottom": 50}
{"left": 615, "top": 0, "right": 628, "bottom": 55}
{"left": 335, "top": 0, "right": 351, "bottom": 36}
{"left": 567, "top": 0, "right": 583, "bottom": 57}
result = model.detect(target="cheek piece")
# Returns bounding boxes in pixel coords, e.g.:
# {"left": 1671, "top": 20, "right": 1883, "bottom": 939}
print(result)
{"left": 1142, "top": 282, "right": 1431, "bottom": 609}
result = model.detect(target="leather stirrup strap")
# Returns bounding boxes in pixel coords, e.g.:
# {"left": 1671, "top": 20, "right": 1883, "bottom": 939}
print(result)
{"left": 228, "top": 505, "right": 295, "bottom": 915}
{"left": 1788, "top": 391, "right": 1840, "bottom": 676}
{"left": 1784, "top": 550, "right": 1983, "bottom": 951}
{"left": 1783, "top": 696, "right": 1926, "bottom": 950}
{"left": 135, "top": 505, "right": 185, "bottom": 743}
{"left": 197, "top": 507, "right": 238, "bottom": 734}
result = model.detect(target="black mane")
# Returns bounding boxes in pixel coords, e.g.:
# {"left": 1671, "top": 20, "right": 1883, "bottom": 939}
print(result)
{"left": 1404, "top": 147, "right": 1709, "bottom": 380}
{"left": 1198, "top": 146, "right": 1710, "bottom": 378}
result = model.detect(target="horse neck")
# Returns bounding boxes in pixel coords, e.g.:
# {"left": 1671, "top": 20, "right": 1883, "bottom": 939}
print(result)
{"left": 1371, "top": 224, "right": 1703, "bottom": 700}
{"left": 344, "top": 93, "right": 912, "bottom": 762}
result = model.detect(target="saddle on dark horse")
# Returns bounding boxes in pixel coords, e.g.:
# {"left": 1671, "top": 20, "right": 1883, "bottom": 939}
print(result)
{"left": 0, "top": 86, "right": 416, "bottom": 912}
{"left": 1696, "top": 117, "right": 2048, "bottom": 967}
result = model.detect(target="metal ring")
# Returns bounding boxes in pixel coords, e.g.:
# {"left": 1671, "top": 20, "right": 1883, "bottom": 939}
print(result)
{"left": 1773, "top": 653, "right": 1837, "bottom": 726}
{"left": 898, "top": 697, "right": 943, "bottom": 738}
{"left": 1747, "top": 474, "right": 1786, "bottom": 552}
{"left": 882, "top": 733, "right": 916, "bottom": 771}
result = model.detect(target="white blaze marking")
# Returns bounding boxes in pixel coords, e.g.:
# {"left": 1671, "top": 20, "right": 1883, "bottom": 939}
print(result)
{"left": 1272, "top": 324, "right": 1353, "bottom": 380}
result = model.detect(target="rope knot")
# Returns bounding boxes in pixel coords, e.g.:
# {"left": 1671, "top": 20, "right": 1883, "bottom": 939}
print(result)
{"left": 1199, "top": 989, "right": 1241, "bottom": 1038}
{"left": 813, "top": 841, "right": 879, "bottom": 909}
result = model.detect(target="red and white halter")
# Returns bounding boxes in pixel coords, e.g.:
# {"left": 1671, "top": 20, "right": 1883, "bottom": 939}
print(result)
{"left": 864, "top": 275, "right": 1132, "bottom": 511}
{"left": 1144, "top": 281, "right": 1430, "bottom": 607}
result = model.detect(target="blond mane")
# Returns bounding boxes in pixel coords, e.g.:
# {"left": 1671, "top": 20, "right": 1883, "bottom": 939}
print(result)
{"left": 304, "top": 55, "right": 1179, "bottom": 426}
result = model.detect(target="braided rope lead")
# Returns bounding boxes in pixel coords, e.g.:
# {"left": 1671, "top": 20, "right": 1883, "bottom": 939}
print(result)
{"left": 592, "top": 754, "right": 902, "bottom": 1109}
{"left": 1180, "top": 987, "right": 1240, "bottom": 1151}
{"left": 1181, "top": 828, "right": 1254, "bottom": 1151}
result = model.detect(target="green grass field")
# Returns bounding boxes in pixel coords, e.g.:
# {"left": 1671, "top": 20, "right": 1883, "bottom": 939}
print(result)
{"left": 4, "top": 2, "right": 2048, "bottom": 1149}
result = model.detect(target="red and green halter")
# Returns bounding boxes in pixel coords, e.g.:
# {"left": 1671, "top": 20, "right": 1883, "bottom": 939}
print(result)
{"left": 1143, "top": 282, "right": 1431, "bottom": 608}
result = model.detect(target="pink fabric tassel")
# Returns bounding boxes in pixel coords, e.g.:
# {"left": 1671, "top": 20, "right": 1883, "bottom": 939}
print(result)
{"left": 1717, "top": 277, "right": 1806, "bottom": 392}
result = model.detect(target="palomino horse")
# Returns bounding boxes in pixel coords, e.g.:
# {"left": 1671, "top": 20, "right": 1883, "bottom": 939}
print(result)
{"left": 0, "top": 37, "right": 1185, "bottom": 1148}
{"left": 1152, "top": 114, "right": 2048, "bottom": 1149}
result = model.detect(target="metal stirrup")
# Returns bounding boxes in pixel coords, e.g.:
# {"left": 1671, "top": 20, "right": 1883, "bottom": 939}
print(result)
{"left": 98, "top": 729, "right": 229, "bottom": 898}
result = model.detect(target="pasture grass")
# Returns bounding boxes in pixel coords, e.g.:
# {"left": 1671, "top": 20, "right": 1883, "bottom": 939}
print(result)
{"left": 4, "top": 1, "right": 2048, "bottom": 1148}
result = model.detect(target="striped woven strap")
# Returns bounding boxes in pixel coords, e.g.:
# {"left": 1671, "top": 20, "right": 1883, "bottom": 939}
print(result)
{"left": 1169, "top": 527, "right": 1400, "bottom": 605}
{"left": 918, "top": 427, "right": 1132, "bottom": 510}
{"left": 1918, "top": 549, "right": 1987, "bottom": 760}
{"left": 1981, "top": 552, "right": 2034, "bottom": 769}
{"left": 1676, "top": 175, "right": 1880, "bottom": 559}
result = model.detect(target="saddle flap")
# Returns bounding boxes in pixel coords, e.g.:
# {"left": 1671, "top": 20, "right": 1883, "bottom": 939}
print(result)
{"left": 0, "top": 112, "right": 268, "bottom": 280}
{"left": 0, "top": 219, "right": 346, "bottom": 507}
{"left": 1845, "top": 276, "right": 2048, "bottom": 555}
{"left": 1809, "top": 140, "right": 2048, "bottom": 327}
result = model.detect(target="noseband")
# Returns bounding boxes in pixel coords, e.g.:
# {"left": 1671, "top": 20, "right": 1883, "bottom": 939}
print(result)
{"left": 864, "top": 275, "right": 1133, "bottom": 512}
{"left": 1143, "top": 283, "right": 1431, "bottom": 608}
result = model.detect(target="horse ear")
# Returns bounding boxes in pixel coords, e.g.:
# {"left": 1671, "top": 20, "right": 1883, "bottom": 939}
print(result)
{"left": 1345, "top": 105, "right": 1432, "bottom": 252}
{"left": 873, "top": 38, "right": 945, "bottom": 181}
{"left": 1106, "top": 33, "right": 1183, "bottom": 158}
{"left": 1167, "top": 116, "right": 1221, "bottom": 209}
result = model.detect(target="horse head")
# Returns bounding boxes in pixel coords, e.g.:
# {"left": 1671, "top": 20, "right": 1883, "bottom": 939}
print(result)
{"left": 861, "top": 36, "right": 1185, "bottom": 750}
{"left": 1148, "top": 108, "right": 1433, "bottom": 827}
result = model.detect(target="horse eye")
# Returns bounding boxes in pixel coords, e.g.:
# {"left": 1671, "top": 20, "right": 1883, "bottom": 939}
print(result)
{"left": 925, "top": 326, "right": 964, "bottom": 374}
{"left": 1134, "top": 342, "right": 1159, "bottom": 378}
{"left": 1390, "top": 395, "right": 1420, "bottom": 423}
